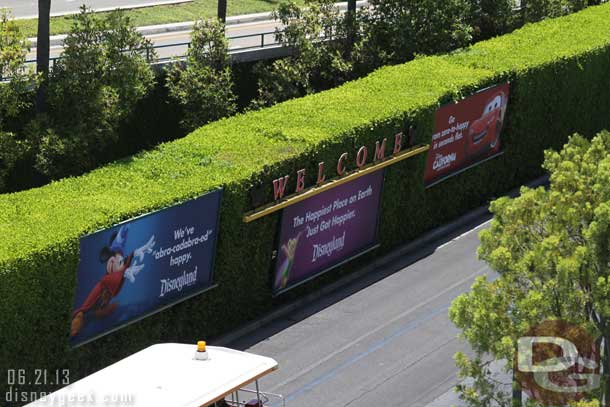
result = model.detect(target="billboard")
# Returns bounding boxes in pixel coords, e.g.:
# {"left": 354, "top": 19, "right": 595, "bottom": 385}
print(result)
{"left": 273, "top": 170, "right": 384, "bottom": 294}
{"left": 424, "top": 83, "right": 510, "bottom": 187}
{"left": 70, "top": 189, "right": 222, "bottom": 347}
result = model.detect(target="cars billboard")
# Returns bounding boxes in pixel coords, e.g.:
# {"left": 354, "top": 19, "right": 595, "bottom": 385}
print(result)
{"left": 424, "top": 83, "right": 510, "bottom": 187}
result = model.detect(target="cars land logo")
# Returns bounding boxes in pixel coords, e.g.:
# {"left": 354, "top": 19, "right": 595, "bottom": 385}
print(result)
{"left": 432, "top": 152, "right": 457, "bottom": 171}
{"left": 515, "top": 319, "right": 600, "bottom": 406}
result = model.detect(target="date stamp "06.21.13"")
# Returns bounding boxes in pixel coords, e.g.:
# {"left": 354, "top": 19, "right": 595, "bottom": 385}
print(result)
{"left": 5, "top": 369, "right": 69, "bottom": 405}
{"left": 4, "top": 368, "right": 135, "bottom": 406}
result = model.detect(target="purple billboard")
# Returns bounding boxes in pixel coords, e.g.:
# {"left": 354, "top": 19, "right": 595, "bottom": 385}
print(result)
{"left": 273, "top": 170, "right": 384, "bottom": 294}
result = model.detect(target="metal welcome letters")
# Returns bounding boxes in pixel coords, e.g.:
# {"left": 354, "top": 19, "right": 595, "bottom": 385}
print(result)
{"left": 242, "top": 130, "right": 429, "bottom": 295}
{"left": 244, "top": 131, "right": 429, "bottom": 223}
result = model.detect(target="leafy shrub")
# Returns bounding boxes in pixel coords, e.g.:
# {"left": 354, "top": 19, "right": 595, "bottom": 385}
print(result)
{"left": 251, "top": 0, "right": 355, "bottom": 108}
{"left": 251, "top": 0, "right": 608, "bottom": 107}
{"left": 467, "top": 0, "right": 517, "bottom": 40}
{"left": 2, "top": 3, "right": 610, "bottom": 398}
{"left": 522, "top": 0, "right": 601, "bottom": 21}
{"left": 252, "top": 0, "right": 477, "bottom": 106}
{"left": 0, "top": 131, "right": 27, "bottom": 191}
{"left": 450, "top": 131, "right": 610, "bottom": 406}
{"left": 167, "top": 18, "right": 237, "bottom": 132}
{"left": 0, "top": 11, "right": 36, "bottom": 190}
{"left": 3, "top": 0, "right": 606, "bottom": 192}
{"left": 354, "top": 0, "right": 474, "bottom": 72}
{"left": 37, "top": 7, "right": 156, "bottom": 178}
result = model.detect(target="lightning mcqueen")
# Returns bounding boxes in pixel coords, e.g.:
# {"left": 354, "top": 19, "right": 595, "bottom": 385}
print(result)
{"left": 466, "top": 91, "right": 507, "bottom": 158}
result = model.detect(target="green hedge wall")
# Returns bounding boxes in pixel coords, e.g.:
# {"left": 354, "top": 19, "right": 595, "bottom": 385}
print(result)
{"left": 2, "top": 3, "right": 610, "bottom": 401}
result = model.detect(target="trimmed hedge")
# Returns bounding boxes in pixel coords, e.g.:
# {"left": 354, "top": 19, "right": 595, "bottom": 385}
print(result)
{"left": 2, "top": 3, "right": 610, "bottom": 400}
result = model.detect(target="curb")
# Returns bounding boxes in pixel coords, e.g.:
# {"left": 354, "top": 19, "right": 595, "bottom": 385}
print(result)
{"left": 31, "top": 13, "right": 274, "bottom": 48}
{"left": 213, "top": 175, "right": 549, "bottom": 346}
{"left": 29, "top": 0, "right": 368, "bottom": 48}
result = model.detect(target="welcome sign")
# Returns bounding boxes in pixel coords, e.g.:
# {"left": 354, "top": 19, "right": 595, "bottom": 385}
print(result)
{"left": 273, "top": 170, "right": 384, "bottom": 294}
{"left": 70, "top": 190, "right": 222, "bottom": 347}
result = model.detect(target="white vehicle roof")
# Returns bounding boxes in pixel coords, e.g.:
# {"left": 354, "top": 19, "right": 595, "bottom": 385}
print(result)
{"left": 27, "top": 344, "right": 278, "bottom": 407}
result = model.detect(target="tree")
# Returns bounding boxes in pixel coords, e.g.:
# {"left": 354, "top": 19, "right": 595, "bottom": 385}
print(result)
{"left": 166, "top": 18, "right": 236, "bottom": 132}
{"left": 521, "top": 0, "right": 596, "bottom": 22}
{"left": 450, "top": 132, "right": 610, "bottom": 406}
{"left": 36, "top": 0, "right": 51, "bottom": 113}
{"left": 347, "top": 0, "right": 356, "bottom": 13}
{"left": 354, "top": 0, "right": 473, "bottom": 72}
{"left": 218, "top": 0, "right": 227, "bottom": 23}
{"left": 251, "top": 0, "right": 354, "bottom": 108}
{"left": 346, "top": 0, "right": 357, "bottom": 46}
{"left": 0, "top": 11, "right": 35, "bottom": 191}
{"left": 33, "top": 7, "right": 156, "bottom": 178}
{"left": 467, "top": 0, "right": 516, "bottom": 40}
{"left": 0, "top": 11, "right": 33, "bottom": 127}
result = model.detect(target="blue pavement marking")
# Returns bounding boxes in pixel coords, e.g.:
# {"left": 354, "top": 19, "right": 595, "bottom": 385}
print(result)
{"left": 275, "top": 304, "right": 450, "bottom": 406}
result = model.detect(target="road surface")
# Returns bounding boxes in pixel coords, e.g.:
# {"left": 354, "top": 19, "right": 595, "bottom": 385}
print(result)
{"left": 25, "top": 18, "right": 285, "bottom": 65}
{"left": 23, "top": 1, "right": 369, "bottom": 65}
{"left": 146, "top": 19, "right": 282, "bottom": 62}
{"left": 226, "top": 215, "right": 498, "bottom": 407}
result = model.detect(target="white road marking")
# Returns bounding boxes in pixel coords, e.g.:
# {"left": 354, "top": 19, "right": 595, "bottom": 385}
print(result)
{"left": 437, "top": 219, "right": 491, "bottom": 250}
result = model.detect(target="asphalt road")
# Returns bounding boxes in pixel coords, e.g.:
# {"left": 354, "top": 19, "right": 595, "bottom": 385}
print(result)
{"left": 147, "top": 20, "right": 281, "bottom": 62}
{"left": 0, "top": 0, "right": 191, "bottom": 19}
{"left": 23, "top": 1, "right": 368, "bottom": 64}
{"left": 26, "top": 19, "right": 283, "bottom": 66}
{"left": 225, "top": 215, "right": 496, "bottom": 407}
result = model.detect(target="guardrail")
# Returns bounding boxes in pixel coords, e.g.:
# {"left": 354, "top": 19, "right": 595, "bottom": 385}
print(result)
{"left": 24, "top": 29, "right": 282, "bottom": 68}
{"left": 23, "top": 0, "right": 370, "bottom": 68}
{"left": 150, "top": 30, "right": 279, "bottom": 63}
{"left": 19, "top": 0, "right": 610, "bottom": 69}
